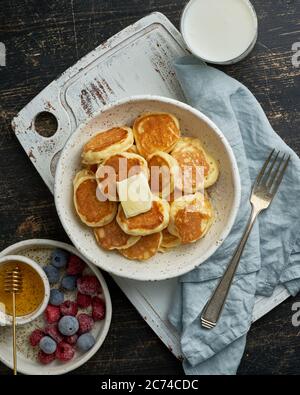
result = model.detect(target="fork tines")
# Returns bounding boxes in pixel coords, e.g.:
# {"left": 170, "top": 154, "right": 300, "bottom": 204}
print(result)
{"left": 255, "top": 149, "right": 290, "bottom": 194}
{"left": 200, "top": 317, "right": 216, "bottom": 329}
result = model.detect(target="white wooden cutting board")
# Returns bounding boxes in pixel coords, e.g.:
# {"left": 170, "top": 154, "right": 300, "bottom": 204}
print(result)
{"left": 11, "top": 12, "right": 290, "bottom": 359}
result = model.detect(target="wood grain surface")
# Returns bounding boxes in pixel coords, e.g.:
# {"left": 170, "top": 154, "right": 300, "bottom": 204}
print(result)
{"left": 0, "top": 0, "right": 300, "bottom": 375}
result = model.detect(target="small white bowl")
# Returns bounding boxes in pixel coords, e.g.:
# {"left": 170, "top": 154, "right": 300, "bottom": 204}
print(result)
{"left": 0, "top": 255, "right": 50, "bottom": 326}
{"left": 54, "top": 95, "right": 241, "bottom": 281}
{"left": 0, "top": 240, "right": 112, "bottom": 375}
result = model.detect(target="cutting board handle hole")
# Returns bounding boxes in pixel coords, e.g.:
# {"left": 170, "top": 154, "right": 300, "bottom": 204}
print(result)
{"left": 34, "top": 111, "right": 58, "bottom": 138}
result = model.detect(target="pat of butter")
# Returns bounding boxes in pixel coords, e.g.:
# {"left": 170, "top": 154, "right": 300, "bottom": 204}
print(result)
{"left": 117, "top": 173, "right": 152, "bottom": 218}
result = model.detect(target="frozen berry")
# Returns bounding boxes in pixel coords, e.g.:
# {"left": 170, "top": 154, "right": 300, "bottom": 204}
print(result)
{"left": 58, "top": 316, "right": 79, "bottom": 336}
{"left": 44, "top": 265, "right": 60, "bottom": 284}
{"left": 92, "top": 296, "right": 105, "bottom": 321}
{"left": 55, "top": 342, "right": 75, "bottom": 362}
{"left": 61, "top": 275, "right": 77, "bottom": 291}
{"left": 45, "top": 305, "right": 61, "bottom": 323}
{"left": 64, "top": 334, "right": 78, "bottom": 345}
{"left": 77, "top": 276, "right": 101, "bottom": 296}
{"left": 77, "top": 293, "right": 91, "bottom": 308}
{"left": 67, "top": 255, "right": 86, "bottom": 276}
{"left": 60, "top": 300, "right": 78, "bottom": 316}
{"left": 29, "top": 329, "right": 44, "bottom": 347}
{"left": 77, "top": 333, "right": 95, "bottom": 352}
{"left": 51, "top": 248, "right": 69, "bottom": 268}
{"left": 44, "top": 324, "right": 64, "bottom": 343}
{"left": 49, "top": 289, "right": 64, "bottom": 306}
{"left": 39, "top": 336, "right": 57, "bottom": 354}
{"left": 77, "top": 313, "right": 94, "bottom": 334}
{"left": 38, "top": 350, "right": 56, "bottom": 365}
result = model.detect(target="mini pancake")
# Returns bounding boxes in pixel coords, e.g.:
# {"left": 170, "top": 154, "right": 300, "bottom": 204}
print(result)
{"left": 133, "top": 112, "right": 180, "bottom": 158}
{"left": 148, "top": 151, "right": 180, "bottom": 199}
{"left": 73, "top": 169, "right": 117, "bottom": 227}
{"left": 159, "top": 228, "right": 181, "bottom": 253}
{"left": 116, "top": 197, "right": 170, "bottom": 236}
{"left": 171, "top": 137, "right": 219, "bottom": 191}
{"left": 167, "top": 188, "right": 191, "bottom": 203}
{"left": 94, "top": 218, "right": 140, "bottom": 250}
{"left": 165, "top": 189, "right": 184, "bottom": 204}
{"left": 127, "top": 144, "right": 138, "bottom": 154}
{"left": 82, "top": 126, "right": 134, "bottom": 164}
{"left": 97, "top": 152, "right": 149, "bottom": 183}
{"left": 83, "top": 163, "right": 99, "bottom": 174}
{"left": 168, "top": 192, "right": 214, "bottom": 244}
{"left": 96, "top": 152, "right": 149, "bottom": 200}
{"left": 120, "top": 232, "right": 162, "bottom": 261}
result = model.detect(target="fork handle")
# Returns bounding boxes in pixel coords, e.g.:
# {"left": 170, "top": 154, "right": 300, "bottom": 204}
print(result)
{"left": 201, "top": 205, "right": 259, "bottom": 328}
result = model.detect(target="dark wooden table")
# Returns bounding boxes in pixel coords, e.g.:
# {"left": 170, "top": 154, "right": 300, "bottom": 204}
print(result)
{"left": 1, "top": 0, "right": 300, "bottom": 375}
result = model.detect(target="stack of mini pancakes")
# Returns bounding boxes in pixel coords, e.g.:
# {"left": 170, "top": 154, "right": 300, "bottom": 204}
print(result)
{"left": 73, "top": 112, "right": 219, "bottom": 261}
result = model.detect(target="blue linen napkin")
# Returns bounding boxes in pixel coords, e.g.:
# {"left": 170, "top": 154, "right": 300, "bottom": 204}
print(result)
{"left": 168, "top": 56, "right": 300, "bottom": 375}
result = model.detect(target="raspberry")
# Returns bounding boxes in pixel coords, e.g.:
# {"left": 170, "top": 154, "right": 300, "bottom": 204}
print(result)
{"left": 77, "top": 313, "right": 94, "bottom": 334}
{"left": 55, "top": 342, "right": 75, "bottom": 362}
{"left": 60, "top": 300, "right": 78, "bottom": 316}
{"left": 29, "top": 329, "right": 44, "bottom": 347}
{"left": 38, "top": 350, "right": 56, "bottom": 365}
{"left": 45, "top": 305, "right": 61, "bottom": 323}
{"left": 67, "top": 255, "right": 86, "bottom": 276}
{"left": 44, "top": 324, "right": 64, "bottom": 343}
{"left": 92, "top": 296, "right": 106, "bottom": 321}
{"left": 64, "top": 334, "right": 78, "bottom": 345}
{"left": 77, "top": 292, "right": 92, "bottom": 308}
{"left": 77, "top": 276, "right": 101, "bottom": 296}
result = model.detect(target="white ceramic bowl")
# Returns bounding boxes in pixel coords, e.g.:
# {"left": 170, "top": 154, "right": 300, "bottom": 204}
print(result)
{"left": 54, "top": 95, "right": 241, "bottom": 281}
{"left": 0, "top": 255, "right": 50, "bottom": 326}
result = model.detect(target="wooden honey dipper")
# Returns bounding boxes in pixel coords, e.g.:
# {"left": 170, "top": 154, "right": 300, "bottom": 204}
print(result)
{"left": 4, "top": 266, "right": 23, "bottom": 375}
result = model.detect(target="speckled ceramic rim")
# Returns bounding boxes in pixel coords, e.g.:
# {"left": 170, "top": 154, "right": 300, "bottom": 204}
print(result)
{"left": 54, "top": 95, "right": 241, "bottom": 281}
{"left": 180, "top": 0, "right": 258, "bottom": 65}
{"left": 0, "top": 254, "right": 50, "bottom": 326}
{"left": 0, "top": 240, "right": 112, "bottom": 375}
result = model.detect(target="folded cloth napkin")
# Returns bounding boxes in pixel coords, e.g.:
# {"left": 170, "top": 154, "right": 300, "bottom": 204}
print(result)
{"left": 168, "top": 56, "right": 300, "bottom": 375}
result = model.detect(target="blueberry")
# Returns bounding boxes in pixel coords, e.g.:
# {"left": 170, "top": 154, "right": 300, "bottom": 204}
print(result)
{"left": 61, "top": 275, "right": 77, "bottom": 291}
{"left": 49, "top": 289, "right": 64, "bottom": 306}
{"left": 58, "top": 316, "right": 79, "bottom": 336}
{"left": 77, "top": 333, "right": 95, "bottom": 352}
{"left": 51, "top": 248, "right": 69, "bottom": 269}
{"left": 39, "top": 336, "right": 57, "bottom": 354}
{"left": 44, "top": 265, "right": 60, "bottom": 284}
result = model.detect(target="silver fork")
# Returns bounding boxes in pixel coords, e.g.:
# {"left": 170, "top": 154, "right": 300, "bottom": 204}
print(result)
{"left": 201, "top": 149, "right": 290, "bottom": 329}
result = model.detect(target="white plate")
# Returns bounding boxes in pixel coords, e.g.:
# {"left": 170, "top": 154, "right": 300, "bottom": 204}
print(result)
{"left": 54, "top": 95, "right": 241, "bottom": 281}
{"left": 0, "top": 239, "right": 112, "bottom": 375}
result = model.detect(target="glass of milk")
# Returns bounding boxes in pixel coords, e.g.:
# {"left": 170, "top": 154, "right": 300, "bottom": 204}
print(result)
{"left": 180, "top": 0, "right": 258, "bottom": 64}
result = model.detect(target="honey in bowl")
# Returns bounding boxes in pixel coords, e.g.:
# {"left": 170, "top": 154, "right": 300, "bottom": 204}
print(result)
{"left": 0, "top": 261, "right": 45, "bottom": 317}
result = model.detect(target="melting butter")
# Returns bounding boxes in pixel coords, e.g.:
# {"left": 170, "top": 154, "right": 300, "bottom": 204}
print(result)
{"left": 117, "top": 173, "right": 152, "bottom": 218}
